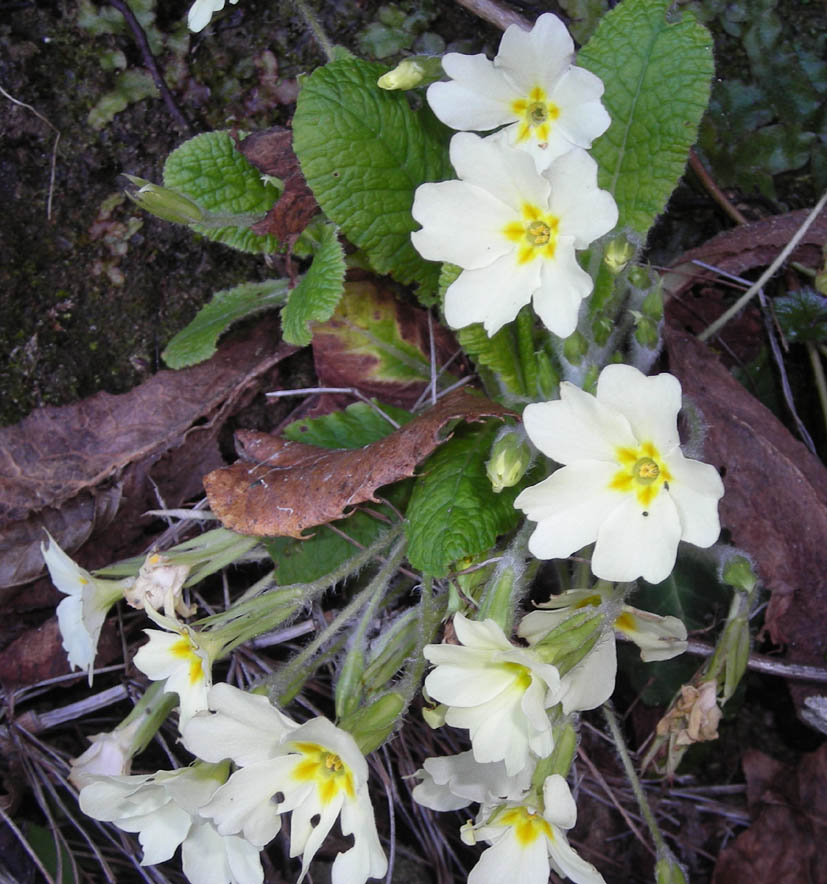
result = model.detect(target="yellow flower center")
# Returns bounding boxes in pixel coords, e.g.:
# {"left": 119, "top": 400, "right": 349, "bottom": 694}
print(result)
{"left": 290, "top": 742, "right": 356, "bottom": 805}
{"left": 169, "top": 630, "right": 208, "bottom": 686}
{"left": 609, "top": 442, "right": 673, "bottom": 510}
{"left": 511, "top": 86, "right": 560, "bottom": 145}
{"left": 503, "top": 204, "right": 559, "bottom": 264}
{"left": 498, "top": 807, "right": 553, "bottom": 846}
{"left": 501, "top": 661, "right": 533, "bottom": 692}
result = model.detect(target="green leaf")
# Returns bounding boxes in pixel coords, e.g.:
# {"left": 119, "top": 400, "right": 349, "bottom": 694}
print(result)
{"left": 292, "top": 57, "right": 452, "bottom": 301}
{"left": 162, "top": 279, "right": 289, "bottom": 368}
{"left": 281, "top": 223, "right": 347, "bottom": 346}
{"left": 163, "top": 131, "right": 282, "bottom": 254}
{"left": 405, "top": 423, "right": 523, "bottom": 576}
{"left": 578, "top": 0, "right": 714, "bottom": 235}
{"left": 774, "top": 288, "right": 827, "bottom": 344}
{"left": 284, "top": 400, "right": 413, "bottom": 448}
{"left": 266, "top": 485, "right": 410, "bottom": 584}
{"left": 314, "top": 281, "right": 435, "bottom": 388}
{"left": 88, "top": 69, "right": 158, "bottom": 129}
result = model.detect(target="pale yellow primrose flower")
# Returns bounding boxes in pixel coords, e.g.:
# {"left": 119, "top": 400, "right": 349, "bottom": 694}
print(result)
{"left": 187, "top": 0, "right": 239, "bottom": 32}
{"left": 411, "top": 134, "right": 617, "bottom": 338}
{"left": 79, "top": 762, "right": 262, "bottom": 884}
{"left": 463, "top": 775, "right": 604, "bottom": 884}
{"left": 133, "top": 606, "right": 215, "bottom": 728}
{"left": 412, "top": 750, "right": 532, "bottom": 812}
{"left": 124, "top": 551, "right": 195, "bottom": 618}
{"left": 515, "top": 364, "right": 724, "bottom": 583}
{"left": 427, "top": 13, "right": 610, "bottom": 172}
{"left": 182, "top": 683, "right": 387, "bottom": 884}
{"left": 41, "top": 532, "right": 129, "bottom": 685}
{"left": 423, "top": 613, "right": 561, "bottom": 776}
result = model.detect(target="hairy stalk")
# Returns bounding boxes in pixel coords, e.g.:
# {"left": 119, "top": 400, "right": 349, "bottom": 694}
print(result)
{"left": 293, "top": 0, "right": 335, "bottom": 61}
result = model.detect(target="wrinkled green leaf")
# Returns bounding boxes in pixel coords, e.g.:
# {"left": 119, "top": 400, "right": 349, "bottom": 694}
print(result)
{"left": 775, "top": 288, "right": 827, "bottom": 344}
{"left": 284, "top": 400, "right": 413, "bottom": 448}
{"left": 164, "top": 131, "right": 282, "bottom": 253}
{"left": 292, "top": 56, "right": 452, "bottom": 301}
{"left": 281, "top": 223, "right": 347, "bottom": 346}
{"left": 405, "top": 423, "right": 523, "bottom": 576}
{"left": 162, "top": 279, "right": 289, "bottom": 368}
{"left": 579, "top": 0, "right": 714, "bottom": 234}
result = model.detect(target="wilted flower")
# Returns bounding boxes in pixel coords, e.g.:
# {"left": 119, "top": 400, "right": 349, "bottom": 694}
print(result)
{"left": 41, "top": 532, "right": 130, "bottom": 684}
{"left": 427, "top": 13, "right": 610, "bottom": 171}
{"left": 182, "top": 683, "right": 387, "bottom": 884}
{"left": 412, "top": 134, "right": 617, "bottom": 337}
{"left": 123, "top": 551, "right": 195, "bottom": 618}
{"left": 656, "top": 681, "right": 722, "bottom": 746}
{"left": 423, "top": 613, "right": 561, "bottom": 775}
{"left": 79, "top": 762, "right": 263, "bottom": 884}
{"left": 463, "top": 774, "right": 604, "bottom": 884}
{"left": 515, "top": 364, "right": 725, "bottom": 583}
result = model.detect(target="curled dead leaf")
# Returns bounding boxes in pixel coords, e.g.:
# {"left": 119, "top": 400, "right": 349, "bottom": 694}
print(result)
{"left": 204, "top": 387, "right": 514, "bottom": 537}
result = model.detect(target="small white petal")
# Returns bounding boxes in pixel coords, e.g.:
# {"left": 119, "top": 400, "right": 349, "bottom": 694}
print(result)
{"left": 664, "top": 454, "right": 724, "bottom": 547}
{"left": 182, "top": 821, "right": 264, "bottom": 884}
{"left": 449, "top": 132, "right": 550, "bottom": 212}
{"left": 495, "top": 14, "right": 573, "bottom": 90}
{"left": 452, "top": 613, "right": 512, "bottom": 650}
{"left": 592, "top": 492, "right": 682, "bottom": 583}
{"left": 615, "top": 607, "right": 687, "bottom": 663}
{"left": 426, "top": 664, "right": 520, "bottom": 707}
{"left": 542, "top": 775, "right": 578, "bottom": 830}
{"left": 469, "top": 826, "right": 551, "bottom": 884}
{"left": 522, "top": 387, "right": 636, "bottom": 465}
{"left": 596, "top": 365, "right": 682, "bottom": 450}
{"left": 443, "top": 252, "right": 540, "bottom": 334}
{"left": 428, "top": 54, "right": 520, "bottom": 130}
{"left": 516, "top": 462, "right": 621, "bottom": 561}
{"left": 547, "top": 829, "right": 606, "bottom": 884}
{"left": 532, "top": 237, "right": 594, "bottom": 337}
{"left": 545, "top": 150, "right": 618, "bottom": 248}
{"left": 188, "top": 0, "right": 225, "bottom": 31}
{"left": 551, "top": 67, "right": 610, "bottom": 143}
{"left": 558, "top": 632, "right": 617, "bottom": 713}
{"left": 333, "top": 796, "right": 388, "bottom": 884}
{"left": 411, "top": 179, "right": 516, "bottom": 269}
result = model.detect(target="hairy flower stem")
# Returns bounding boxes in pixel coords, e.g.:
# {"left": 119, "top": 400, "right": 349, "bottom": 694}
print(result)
{"left": 267, "top": 536, "right": 408, "bottom": 706}
{"left": 602, "top": 702, "right": 673, "bottom": 860}
{"left": 477, "top": 519, "right": 536, "bottom": 632}
{"left": 292, "top": 0, "right": 335, "bottom": 61}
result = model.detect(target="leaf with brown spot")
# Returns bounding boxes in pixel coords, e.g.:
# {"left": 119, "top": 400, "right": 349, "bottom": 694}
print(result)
{"left": 204, "top": 388, "right": 514, "bottom": 537}
{"left": 237, "top": 128, "right": 319, "bottom": 241}
{"left": 312, "top": 278, "right": 462, "bottom": 409}
{"left": 664, "top": 327, "right": 827, "bottom": 712}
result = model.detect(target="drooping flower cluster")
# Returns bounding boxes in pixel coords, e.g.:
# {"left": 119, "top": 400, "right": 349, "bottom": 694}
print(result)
{"left": 411, "top": 13, "right": 617, "bottom": 338}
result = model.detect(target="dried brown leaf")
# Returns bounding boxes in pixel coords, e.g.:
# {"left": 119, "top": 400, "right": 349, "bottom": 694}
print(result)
{"left": 237, "top": 127, "right": 319, "bottom": 241}
{"left": 712, "top": 745, "right": 827, "bottom": 884}
{"left": 204, "top": 387, "right": 513, "bottom": 537}
{"left": 664, "top": 328, "right": 827, "bottom": 691}
{"left": 0, "top": 319, "right": 296, "bottom": 590}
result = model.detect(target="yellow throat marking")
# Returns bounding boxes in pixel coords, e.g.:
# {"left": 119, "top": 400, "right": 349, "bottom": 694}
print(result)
{"left": 291, "top": 742, "right": 356, "bottom": 805}
{"left": 609, "top": 441, "right": 673, "bottom": 509}
{"left": 503, "top": 203, "right": 559, "bottom": 265}
{"left": 511, "top": 86, "right": 560, "bottom": 145}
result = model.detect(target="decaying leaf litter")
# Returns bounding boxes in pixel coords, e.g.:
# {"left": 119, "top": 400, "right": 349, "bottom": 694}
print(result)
{"left": 2, "top": 0, "right": 827, "bottom": 881}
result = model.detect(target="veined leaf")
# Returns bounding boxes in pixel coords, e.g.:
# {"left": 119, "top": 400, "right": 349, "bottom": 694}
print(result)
{"left": 162, "top": 279, "right": 289, "bottom": 368}
{"left": 284, "top": 401, "right": 413, "bottom": 448}
{"left": 579, "top": 0, "right": 714, "bottom": 235}
{"left": 163, "top": 131, "right": 282, "bottom": 254}
{"left": 405, "top": 423, "right": 523, "bottom": 576}
{"left": 281, "top": 223, "right": 347, "bottom": 346}
{"left": 292, "top": 57, "right": 452, "bottom": 301}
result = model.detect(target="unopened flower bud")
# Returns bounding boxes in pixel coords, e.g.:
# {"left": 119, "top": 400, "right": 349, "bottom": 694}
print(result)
{"left": 563, "top": 329, "right": 589, "bottom": 365}
{"left": 603, "top": 236, "right": 635, "bottom": 275}
{"left": 634, "top": 314, "right": 660, "bottom": 349}
{"left": 124, "top": 175, "right": 204, "bottom": 225}
{"left": 487, "top": 427, "right": 531, "bottom": 493}
{"left": 342, "top": 691, "right": 405, "bottom": 754}
{"left": 721, "top": 554, "right": 757, "bottom": 594}
{"left": 377, "top": 56, "right": 444, "bottom": 90}
{"left": 655, "top": 854, "right": 689, "bottom": 884}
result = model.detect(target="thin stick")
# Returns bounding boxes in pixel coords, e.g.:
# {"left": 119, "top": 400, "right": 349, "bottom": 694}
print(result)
{"left": 688, "top": 148, "right": 748, "bottom": 225}
{"left": 807, "top": 341, "right": 827, "bottom": 442}
{"left": 699, "top": 189, "right": 827, "bottom": 341}
{"left": 453, "top": 0, "right": 529, "bottom": 31}
{"left": 683, "top": 638, "right": 827, "bottom": 683}
{"left": 0, "top": 84, "right": 60, "bottom": 220}
{"left": 106, "top": 0, "right": 192, "bottom": 134}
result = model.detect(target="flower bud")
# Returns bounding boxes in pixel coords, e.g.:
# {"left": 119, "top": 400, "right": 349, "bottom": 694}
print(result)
{"left": 634, "top": 315, "right": 660, "bottom": 349}
{"left": 655, "top": 854, "right": 689, "bottom": 884}
{"left": 124, "top": 175, "right": 204, "bottom": 225}
{"left": 377, "top": 56, "right": 444, "bottom": 90}
{"left": 603, "top": 236, "right": 635, "bottom": 275}
{"left": 562, "top": 329, "right": 589, "bottom": 365}
{"left": 486, "top": 427, "right": 531, "bottom": 493}
{"left": 721, "top": 554, "right": 757, "bottom": 594}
